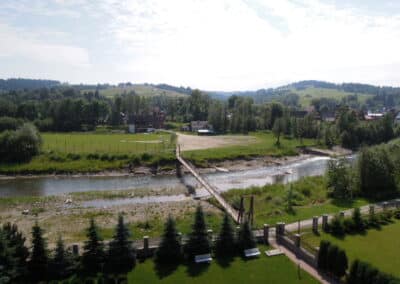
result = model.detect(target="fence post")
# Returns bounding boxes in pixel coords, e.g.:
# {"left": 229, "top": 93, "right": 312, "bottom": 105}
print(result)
{"left": 312, "top": 216, "right": 319, "bottom": 234}
{"left": 72, "top": 244, "right": 79, "bottom": 256}
{"left": 263, "top": 224, "right": 270, "bottom": 244}
{"left": 294, "top": 234, "right": 301, "bottom": 248}
{"left": 383, "top": 202, "right": 388, "bottom": 211}
{"left": 322, "top": 214, "right": 329, "bottom": 231}
{"left": 339, "top": 211, "right": 345, "bottom": 218}
{"left": 143, "top": 236, "right": 149, "bottom": 257}
{"left": 369, "top": 205, "right": 375, "bottom": 216}
{"left": 207, "top": 229, "right": 213, "bottom": 243}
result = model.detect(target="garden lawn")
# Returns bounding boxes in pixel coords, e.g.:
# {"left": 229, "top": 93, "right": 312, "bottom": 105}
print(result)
{"left": 128, "top": 246, "right": 319, "bottom": 284}
{"left": 302, "top": 220, "right": 400, "bottom": 277}
{"left": 221, "top": 176, "right": 369, "bottom": 228}
{"left": 183, "top": 131, "right": 316, "bottom": 166}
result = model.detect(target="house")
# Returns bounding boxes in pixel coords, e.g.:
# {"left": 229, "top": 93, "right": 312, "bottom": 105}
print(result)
{"left": 395, "top": 112, "right": 400, "bottom": 124}
{"left": 321, "top": 111, "right": 336, "bottom": 122}
{"left": 190, "top": 121, "right": 210, "bottom": 132}
{"left": 128, "top": 108, "right": 166, "bottom": 133}
{"left": 364, "top": 111, "right": 384, "bottom": 121}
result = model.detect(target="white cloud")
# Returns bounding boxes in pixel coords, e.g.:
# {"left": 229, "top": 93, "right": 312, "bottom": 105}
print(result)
{"left": 1, "top": 0, "right": 400, "bottom": 89}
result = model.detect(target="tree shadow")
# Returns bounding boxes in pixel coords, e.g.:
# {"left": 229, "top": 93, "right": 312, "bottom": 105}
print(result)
{"left": 185, "top": 261, "right": 210, "bottom": 277}
{"left": 215, "top": 254, "right": 235, "bottom": 268}
{"left": 330, "top": 198, "right": 358, "bottom": 209}
{"left": 154, "top": 261, "right": 180, "bottom": 279}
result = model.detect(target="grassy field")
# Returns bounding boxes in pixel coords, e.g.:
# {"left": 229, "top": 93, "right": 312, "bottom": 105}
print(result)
{"left": 183, "top": 132, "right": 317, "bottom": 166}
{"left": 293, "top": 87, "right": 373, "bottom": 107}
{"left": 302, "top": 220, "right": 400, "bottom": 277}
{"left": 221, "top": 176, "right": 369, "bottom": 227}
{"left": 128, "top": 245, "right": 318, "bottom": 284}
{"left": 0, "top": 132, "right": 176, "bottom": 174}
{"left": 87, "top": 84, "right": 188, "bottom": 98}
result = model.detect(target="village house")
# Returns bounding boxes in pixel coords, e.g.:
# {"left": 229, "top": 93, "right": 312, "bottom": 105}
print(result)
{"left": 127, "top": 108, "right": 166, "bottom": 133}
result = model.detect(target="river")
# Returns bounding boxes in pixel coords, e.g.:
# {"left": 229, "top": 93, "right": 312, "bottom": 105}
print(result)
{"left": 0, "top": 156, "right": 334, "bottom": 198}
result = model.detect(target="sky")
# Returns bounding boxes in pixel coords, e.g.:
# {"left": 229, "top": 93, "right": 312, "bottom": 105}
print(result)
{"left": 1, "top": 0, "right": 400, "bottom": 91}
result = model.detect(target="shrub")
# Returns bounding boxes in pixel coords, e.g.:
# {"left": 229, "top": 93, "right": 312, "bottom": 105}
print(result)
{"left": 86, "top": 153, "right": 100, "bottom": 160}
{"left": 0, "top": 116, "right": 21, "bottom": 131}
{"left": 330, "top": 215, "right": 345, "bottom": 236}
{"left": 66, "top": 153, "right": 81, "bottom": 161}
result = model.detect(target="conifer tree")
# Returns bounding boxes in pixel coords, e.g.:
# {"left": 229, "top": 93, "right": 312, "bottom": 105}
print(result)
{"left": 352, "top": 207, "right": 364, "bottom": 232}
{"left": 28, "top": 222, "right": 49, "bottom": 282}
{"left": 50, "top": 236, "right": 74, "bottom": 280}
{"left": 0, "top": 230, "right": 16, "bottom": 283}
{"left": 2, "top": 223, "right": 29, "bottom": 281}
{"left": 327, "top": 244, "right": 339, "bottom": 275}
{"left": 238, "top": 220, "right": 256, "bottom": 251}
{"left": 215, "top": 213, "right": 236, "bottom": 257}
{"left": 155, "top": 216, "right": 182, "bottom": 264}
{"left": 185, "top": 206, "right": 211, "bottom": 259}
{"left": 317, "top": 240, "right": 330, "bottom": 271}
{"left": 105, "top": 214, "right": 136, "bottom": 275}
{"left": 347, "top": 259, "right": 360, "bottom": 284}
{"left": 81, "top": 218, "right": 105, "bottom": 275}
{"left": 335, "top": 249, "right": 348, "bottom": 278}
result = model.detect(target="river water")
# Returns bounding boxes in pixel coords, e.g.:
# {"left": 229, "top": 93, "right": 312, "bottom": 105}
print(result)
{"left": 0, "top": 156, "right": 333, "bottom": 198}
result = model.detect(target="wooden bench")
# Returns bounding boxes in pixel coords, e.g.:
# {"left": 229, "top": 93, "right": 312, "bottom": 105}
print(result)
{"left": 195, "top": 254, "right": 212, "bottom": 263}
{"left": 244, "top": 248, "right": 261, "bottom": 258}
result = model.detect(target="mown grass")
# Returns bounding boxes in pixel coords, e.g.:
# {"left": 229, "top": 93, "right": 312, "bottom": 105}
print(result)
{"left": 183, "top": 132, "right": 316, "bottom": 167}
{"left": 220, "top": 176, "right": 369, "bottom": 227}
{"left": 128, "top": 245, "right": 319, "bottom": 284}
{"left": 302, "top": 220, "right": 400, "bottom": 277}
{"left": 42, "top": 132, "right": 174, "bottom": 154}
{"left": 85, "top": 84, "right": 187, "bottom": 98}
{"left": 0, "top": 132, "right": 176, "bottom": 174}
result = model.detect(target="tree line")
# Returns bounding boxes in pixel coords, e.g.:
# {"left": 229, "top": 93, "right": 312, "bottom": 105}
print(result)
{"left": 0, "top": 206, "right": 257, "bottom": 283}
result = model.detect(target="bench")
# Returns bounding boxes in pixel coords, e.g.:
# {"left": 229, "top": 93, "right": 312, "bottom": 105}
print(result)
{"left": 244, "top": 248, "right": 261, "bottom": 258}
{"left": 195, "top": 254, "right": 212, "bottom": 263}
{"left": 265, "top": 249, "right": 284, "bottom": 257}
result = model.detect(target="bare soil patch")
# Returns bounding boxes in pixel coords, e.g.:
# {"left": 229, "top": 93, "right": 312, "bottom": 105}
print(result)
{"left": 177, "top": 133, "right": 257, "bottom": 151}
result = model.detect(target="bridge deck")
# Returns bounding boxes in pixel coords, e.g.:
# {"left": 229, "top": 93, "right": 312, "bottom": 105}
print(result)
{"left": 176, "top": 146, "right": 239, "bottom": 223}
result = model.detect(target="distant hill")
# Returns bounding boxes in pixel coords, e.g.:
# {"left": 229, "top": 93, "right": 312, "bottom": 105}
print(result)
{"left": 0, "top": 78, "right": 61, "bottom": 91}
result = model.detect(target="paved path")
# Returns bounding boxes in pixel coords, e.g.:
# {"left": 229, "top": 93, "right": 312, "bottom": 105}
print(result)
{"left": 269, "top": 238, "right": 338, "bottom": 284}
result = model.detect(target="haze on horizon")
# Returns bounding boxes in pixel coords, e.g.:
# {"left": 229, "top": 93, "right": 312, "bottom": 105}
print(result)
{"left": 1, "top": 0, "right": 400, "bottom": 91}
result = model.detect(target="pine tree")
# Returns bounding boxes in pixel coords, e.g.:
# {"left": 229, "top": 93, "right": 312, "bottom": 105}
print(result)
{"left": 317, "top": 240, "right": 330, "bottom": 270}
{"left": 327, "top": 244, "right": 339, "bottom": 276}
{"left": 0, "top": 230, "right": 16, "bottom": 283}
{"left": 215, "top": 213, "right": 236, "bottom": 257}
{"left": 347, "top": 259, "right": 360, "bottom": 284}
{"left": 105, "top": 214, "right": 136, "bottom": 275}
{"left": 352, "top": 207, "right": 364, "bottom": 232}
{"left": 28, "top": 222, "right": 49, "bottom": 282}
{"left": 2, "top": 223, "right": 29, "bottom": 281}
{"left": 335, "top": 249, "right": 348, "bottom": 279}
{"left": 50, "top": 236, "right": 74, "bottom": 280}
{"left": 155, "top": 216, "right": 182, "bottom": 264}
{"left": 81, "top": 218, "right": 105, "bottom": 275}
{"left": 238, "top": 220, "right": 256, "bottom": 251}
{"left": 330, "top": 215, "right": 345, "bottom": 236}
{"left": 185, "top": 206, "right": 211, "bottom": 259}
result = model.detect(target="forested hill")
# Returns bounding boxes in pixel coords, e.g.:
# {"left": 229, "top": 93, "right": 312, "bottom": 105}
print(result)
{"left": 0, "top": 78, "right": 61, "bottom": 91}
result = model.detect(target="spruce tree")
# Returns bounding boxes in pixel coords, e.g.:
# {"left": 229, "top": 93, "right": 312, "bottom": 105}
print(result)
{"left": 105, "top": 214, "right": 136, "bottom": 275}
{"left": 0, "top": 230, "right": 16, "bottom": 283}
{"left": 327, "top": 244, "right": 339, "bottom": 275}
{"left": 317, "top": 240, "right": 330, "bottom": 270}
{"left": 155, "top": 216, "right": 182, "bottom": 264}
{"left": 81, "top": 218, "right": 105, "bottom": 275}
{"left": 185, "top": 206, "right": 211, "bottom": 259}
{"left": 347, "top": 259, "right": 360, "bottom": 284}
{"left": 352, "top": 207, "right": 364, "bottom": 232}
{"left": 215, "top": 213, "right": 236, "bottom": 257}
{"left": 28, "top": 222, "right": 49, "bottom": 282}
{"left": 335, "top": 249, "right": 348, "bottom": 279}
{"left": 2, "top": 223, "right": 29, "bottom": 281}
{"left": 50, "top": 236, "right": 74, "bottom": 280}
{"left": 238, "top": 220, "right": 256, "bottom": 251}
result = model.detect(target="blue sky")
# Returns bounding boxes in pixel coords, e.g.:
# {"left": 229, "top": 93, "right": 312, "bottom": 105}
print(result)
{"left": 1, "top": 0, "right": 400, "bottom": 90}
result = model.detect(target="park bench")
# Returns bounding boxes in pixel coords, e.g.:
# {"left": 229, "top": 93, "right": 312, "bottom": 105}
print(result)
{"left": 265, "top": 249, "right": 284, "bottom": 257}
{"left": 244, "top": 248, "right": 261, "bottom": 258}
{"left": 195, "top": 254, "right": 212, "bottom": 263}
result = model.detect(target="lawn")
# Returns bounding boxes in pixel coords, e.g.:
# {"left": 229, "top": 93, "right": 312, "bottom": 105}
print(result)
{"left": 128, "top": 246, "right": 319, "bottom": 284}
{"left": 293, "top": 87, "right": 373, "bottom": 107}
{"left": 85, "top": 84, "right": 187, "bottom": 98}
{"left": 221, "top": 176, "right": 369, "bottom": 228}
{"left": 0, "top": 132, "right": 176, "bottom": 174}
{"left": 42, "top": 132, "right": 174, "bottom": 154}
{"left": 302, "top": 220, "right": 400, "bottom": 277}
{"left": 183, "top": 132, "right": 317, "bottom": 166}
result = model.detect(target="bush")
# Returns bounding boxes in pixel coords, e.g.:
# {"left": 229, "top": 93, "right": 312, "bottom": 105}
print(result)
{"left": 86, "top": 153, "right": 100, "bottom": 160}
{"left": 0, "top": 116, "right": 22, "bottom": 132}
{"left": 66, "top": 153, "right": 81, "bottom": 161}
{"left": 330, "top": 215, "right": 345, "bottom": 237}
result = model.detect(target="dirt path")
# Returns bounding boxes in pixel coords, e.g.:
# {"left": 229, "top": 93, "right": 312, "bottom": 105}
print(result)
{"left": 177, "top": 132, "right": 256, "bottom": 151}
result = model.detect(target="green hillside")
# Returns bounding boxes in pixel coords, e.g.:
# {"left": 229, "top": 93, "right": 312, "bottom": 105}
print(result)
{"left": 291, "top": 87, "right": 373, "bottom": 107}
{"left": 97, "top": 84, "right": 188, "bottom": 98}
